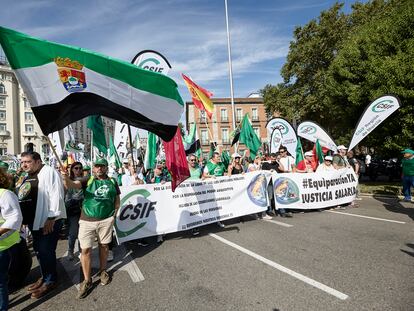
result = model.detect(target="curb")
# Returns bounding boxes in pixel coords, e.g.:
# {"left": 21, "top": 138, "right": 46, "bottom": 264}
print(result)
{"left": 359, "top": 193, "right": 403, "bottom": 199}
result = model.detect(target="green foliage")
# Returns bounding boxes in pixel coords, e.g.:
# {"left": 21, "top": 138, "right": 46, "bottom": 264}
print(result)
{"left": 263, "top": 0, "right": 414, "bottom": 156}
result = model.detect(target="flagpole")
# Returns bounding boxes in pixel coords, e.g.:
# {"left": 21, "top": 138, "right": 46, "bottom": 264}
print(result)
{"left": 224, "top": 0, "right": 237, "bottom": 151}
{"left": 127, "top": 125, "right": 136, "bottom": 169}
{"left": 45, "top": 135, "right": 64, "bottom": 168}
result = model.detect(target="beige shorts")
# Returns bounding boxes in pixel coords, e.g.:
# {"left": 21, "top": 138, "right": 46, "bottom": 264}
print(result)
{"left": 78, "top": 216, "right": 114, "bottom": 249}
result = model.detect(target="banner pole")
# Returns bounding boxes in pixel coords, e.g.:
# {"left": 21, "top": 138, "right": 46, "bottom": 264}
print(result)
{"left": 45, "top": 135, "right": 64, "bottom": 168}
{"left": 127, "top": 125, "right": 136, "bottom": 169}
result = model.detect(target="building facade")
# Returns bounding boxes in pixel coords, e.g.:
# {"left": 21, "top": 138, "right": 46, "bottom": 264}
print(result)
{"left": 186, "top": 96, "right": 274, "bottom": 157}
{"left": 0, "top": 58, "right": 114, "bottom": 159}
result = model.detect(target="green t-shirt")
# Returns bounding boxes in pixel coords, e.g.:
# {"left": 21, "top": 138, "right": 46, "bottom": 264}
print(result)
{"left": 333, "top": 155, "right": 347, "bottom": 168}
{"left": 402, "top": 156, "right": 414, "bottom": 176}
{"left": 205, "top": 161, "right": 225, "bottom": 177}
{"left": 81, "top": 176, "right": 121, "bottom": 221}
{"left": 188, "top": 166, "right": 202, "bottom": 180}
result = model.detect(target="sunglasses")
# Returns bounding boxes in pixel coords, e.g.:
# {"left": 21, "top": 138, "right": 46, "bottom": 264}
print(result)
{"left": 73, "top": 166, "right": 82, "bottom": 170}
{"left": 189, "top": 159, "right": 196, "bottom": 162}
{"left": 280, "top": 150, "right": 287, "bottom": 153}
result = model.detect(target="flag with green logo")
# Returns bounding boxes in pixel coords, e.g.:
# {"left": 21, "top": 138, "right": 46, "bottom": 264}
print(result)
{"left": 315, "top": 139, "right": 324, "bottom": 164}
{"left": 221, "top": 150, "right": 231, "bottom": 168}
{"left": 87, "top": 115, "right": 107, "bottom": 155}
{"left": 239, "top": 114, "right": 261, "bottom": 159}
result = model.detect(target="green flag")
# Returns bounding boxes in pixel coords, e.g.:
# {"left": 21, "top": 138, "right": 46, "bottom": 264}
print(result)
{"left": 295, "top": 138, "right": 304, "bottom": 166}
{"left": 144, "top": 132, "right": 158, "bottom": 170}
{"left": 109, "top": 136, "right": 122, "bottom": 169}
{"left": 87, "top": 115, "right": 107, "bottom": 155}
{"left": 315, "top": 139, "right": 324, "bottom": 164}
{"left": 239, "top": 114, "right": 261, "bottom": 159}
{"left": 221, "top": 150, "right": 230, "bottom": 168}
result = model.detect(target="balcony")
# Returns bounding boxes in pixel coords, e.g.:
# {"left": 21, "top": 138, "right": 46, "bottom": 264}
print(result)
{"left": 22, "top": 132, "right": 37, "bottom": 138}
{"left": 252, "top": 116, "right": 259, "bottom": 122}
{"left": 0, "top": 130, "right": 10, "bottom": 137}
{"left": 201, "top": 140, "right": 210, "bottom": 146}
{"left": 222, "top": 139, "right": 230, "bottom": 145}
{"left": 220, "top": 117, "right": 229, "bottom": 123}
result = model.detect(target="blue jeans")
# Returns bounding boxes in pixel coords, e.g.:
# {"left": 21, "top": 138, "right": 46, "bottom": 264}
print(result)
{"left": 0, "top": 249, "right": 10, "bottom": 311}
{"left": 29, "top": 219, "right": 63, "bottom": 284}
{"left": 67, "top": 215, "right": 80, "bottom": 253}
{"left": 402, "top": 175, "right": 414, "bottom": 200}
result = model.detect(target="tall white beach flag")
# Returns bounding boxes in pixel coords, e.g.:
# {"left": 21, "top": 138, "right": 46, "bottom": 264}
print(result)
{"left": 266, "top": 118, "right": 298, "bottom": 160}
{"left": 348, "top": 95, "right": 400, "bottom": 150}
{"left": 297, "top": 121, "right": 337, "bottom": 152}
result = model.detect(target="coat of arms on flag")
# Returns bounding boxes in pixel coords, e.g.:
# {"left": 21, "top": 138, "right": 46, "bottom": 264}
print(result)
{"left": 55, "top": 57, "right": 87, "bottom": 93}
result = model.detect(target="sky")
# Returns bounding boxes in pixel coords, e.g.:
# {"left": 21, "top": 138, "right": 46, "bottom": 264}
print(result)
{"left": 0, "top": 0, "right": 363, "bottom": 103}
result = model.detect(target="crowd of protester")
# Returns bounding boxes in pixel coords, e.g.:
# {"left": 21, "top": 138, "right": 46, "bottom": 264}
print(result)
{"left": 0, "top": 145, "right": 412, "bottom": 309}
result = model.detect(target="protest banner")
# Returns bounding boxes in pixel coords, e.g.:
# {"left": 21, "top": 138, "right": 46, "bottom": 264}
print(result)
{"left": 272, "top": 168, "right": 358, "bottom": 210}
{"left": 269, "top": 127, "right": 282, "bottom": 154}
{"left": 115, "top": 171, "right": 271, "bottom": 243}
{"left": 265, "top": 118, "right": 298, "bottom": 160}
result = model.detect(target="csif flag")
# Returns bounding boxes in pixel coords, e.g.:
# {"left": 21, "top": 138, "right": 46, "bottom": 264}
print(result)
{"left": 348, "top": 95, "right": 400, "bottom": 150}
{"left": 109, "top": 136, "right": 122, "bottom": 169}
{"left": 87, "top": 115, "right": 107, "bottom": 155}
{"left": 182, "top": 74, "right": 214, "bottom": 119}
{"left": 0, "top": 27, "right": 183, "bottom": 141}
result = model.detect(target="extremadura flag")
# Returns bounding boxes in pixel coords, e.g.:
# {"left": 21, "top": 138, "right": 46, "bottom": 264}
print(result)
{"left": 0, "top": 27, "right": 184, "bottom": 141}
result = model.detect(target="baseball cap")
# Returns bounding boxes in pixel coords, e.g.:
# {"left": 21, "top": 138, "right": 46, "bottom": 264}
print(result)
{"left": 94, "top": 158, "right": 108, "bottom": 166}
{"left": 401, "top": 148, "right": 414, "bottom": 154}
{"left": 232, "top": 152, "right": 242, "bottom": 158}
{"left": 122, "top": 158, "right": 129, "bottom": 164}
{"left": 337, "top": 145, "right": 347, "bottom": 150}
{"left": 304, "top": 151, "right": 313, "bottom": 157}
{"left": 0, "top": 161, "right": 9, "bottom": 170}
{"left": 325, "top": 155, "right": 333, "bottom": 161}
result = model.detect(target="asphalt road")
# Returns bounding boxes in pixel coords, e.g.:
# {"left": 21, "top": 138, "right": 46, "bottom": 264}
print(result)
{"left": 9, "top": 196, "right": 414, "bottom": 311}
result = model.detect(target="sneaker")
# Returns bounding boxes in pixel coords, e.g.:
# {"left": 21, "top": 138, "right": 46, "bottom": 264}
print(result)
{"left": 262, "top": 214, "right": 273, "bottom": 220}
{"left": 217, "top": 221, "right": 225, "bottom": 228}
{"left": 157, "top": 235, "right": 164, "bottom": 243}
{"left": 107, "top": 250, "right": 114, "bottom": 262}
{"left": 77, "top": 280, "right": 92, "bottom": 299}
{"left": 100, "top": 270, "right": 111, "bottom": 286}
{"left": 191, "top": 228, "right": 200, "bottom": 236}
{"left": 355, "top": 197, "right": 362, "bottom": 201}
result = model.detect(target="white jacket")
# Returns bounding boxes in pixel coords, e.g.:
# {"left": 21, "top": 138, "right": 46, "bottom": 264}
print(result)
{"left": 32, "top": 165, "right": 66, "bottom": 230}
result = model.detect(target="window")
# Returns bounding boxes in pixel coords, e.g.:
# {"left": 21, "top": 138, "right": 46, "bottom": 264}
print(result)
{"left": 0, "top": 123, "right": 6, "bottom": 132}
{"left": 25, "top": 112, "right": 33, "bottom": 122}
{"left": 23, "top": 98, "right": 30, "bottom": 109}
{"left": 0, "top": 148, "right": 6, "bottom": 156}
{"left": 200, "top": 110, "right": 206, "bottom": 123}
{"left": 201, "top": 129, "right": 208, "bottom": 145}
{"left": 253, "top": 127, "right": 260, "bottom": 137}
{"left": 0, "top": 84, "right": 4, "bottom": 94}
{"left": 220, "top": 109, "right": 228, "bottom": 122}
{"left": 0, "top": 98, "right": 4, "bottom": 108}
{"left": 252, "top": 108, "right": 258, "bottom": 121}
{"left": 0, "top": 111, "right": 5, "bottom": 120}
{"left": 221, "top": 128, "right": 229, "bottom": 144}
{"left": 42, "top": 144, "right": 49, "bottom": 155}
{"left": 236, "top": 108, "right": 243, "bottom": 122}
{"left": 25, "top": 124, "right": 34, "bottom": 133}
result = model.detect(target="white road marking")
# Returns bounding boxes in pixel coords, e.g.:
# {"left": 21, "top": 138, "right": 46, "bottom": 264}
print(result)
{"left": 61, "top": 244, "right": 144, "bottom": 291}
{"left": 263, "top": 219, "right": 293, "bottom": 228}
{"left": 326, "top": 210, "right": 406, "bottom": 224}
{"left": 209, "top": 233, "right": 349, "bottom": 300}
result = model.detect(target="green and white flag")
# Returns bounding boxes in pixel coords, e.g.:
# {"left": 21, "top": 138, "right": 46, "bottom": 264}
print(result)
{"left": 109, "top": 136, "right": 122, "bottom": 169}
{"left": 0, "top": 27, "right": 183, "bottom": 141}
{"left": 87, "top": 115, "right": 107, "bottom": 155}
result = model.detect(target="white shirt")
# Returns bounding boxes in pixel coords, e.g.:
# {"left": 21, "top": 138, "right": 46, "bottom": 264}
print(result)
{"left": 0, "top": 190, "right": 22, "bottom": 231}
{"left": 280, "top": 156, "right": 295, "bottom": 172}
{"left": 316, "top": 163, "right": 335, "bottom": 172}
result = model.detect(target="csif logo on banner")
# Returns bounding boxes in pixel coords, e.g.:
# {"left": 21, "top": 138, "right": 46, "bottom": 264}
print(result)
{"left": 115, "top": 189, "right": 157, "bottom": 238}
{"left": 299, "top": 125, "right": 316, "bottom": 135}
{"left": 270, "top": 122, "right": 289, "bottom": 135}
{"left": 131, "top": 50, "right": 172, "bottom": 76}
{"left": 371, "top": 100, "right": 395, "bottom": 113}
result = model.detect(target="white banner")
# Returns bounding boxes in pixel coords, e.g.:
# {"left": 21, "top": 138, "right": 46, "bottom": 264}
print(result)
{"left": 114, "top": 121, "right": 138, "bottom": 160}
{"left": 297, "top": 121, "right": 337, "bottom": 152}
{"left": 348, "top": 95, "right": 400, "bottom": 150}
{"left": 269, "top": 128, "right": 283, "bottom": 154}
{"left": 272, "top": 168, "right": 358, "bottom": 209}
{"left": 131, "top": 50, "right": 172, "bottom": 76}
{"left": 115, "top": 171, "right": 270, "bottom": 243}
{"left": 266, "top": 118, "right": 298, "bottom": 160}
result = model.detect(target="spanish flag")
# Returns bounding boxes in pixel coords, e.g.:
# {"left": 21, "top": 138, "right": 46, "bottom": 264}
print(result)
{"left": 182, "top": 74, "right": 214, "bottom": 119}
